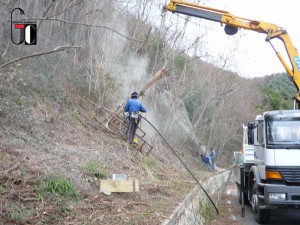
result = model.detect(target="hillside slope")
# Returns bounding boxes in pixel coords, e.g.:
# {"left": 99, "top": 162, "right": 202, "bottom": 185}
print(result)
{"left": 0, "top": 72, "right": 207, "bottom": 224}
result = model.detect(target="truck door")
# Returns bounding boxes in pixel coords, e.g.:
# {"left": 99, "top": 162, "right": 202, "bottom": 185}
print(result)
{"left": 255, "top": 121, "right": 266, "bottom": 179}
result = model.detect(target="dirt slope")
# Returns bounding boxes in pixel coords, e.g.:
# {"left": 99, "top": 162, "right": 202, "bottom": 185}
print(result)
{"left": 0, "top": 114, "right": 205, "bottom": 225}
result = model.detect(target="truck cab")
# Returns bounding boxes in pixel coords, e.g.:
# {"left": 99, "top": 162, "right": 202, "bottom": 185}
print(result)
{"left": 247, "top": 110, "right": 300, "bottom": 223}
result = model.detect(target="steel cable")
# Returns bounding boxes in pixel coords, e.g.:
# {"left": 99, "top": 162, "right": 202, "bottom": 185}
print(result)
{"left": 140, "top": 114, "right": 219, "bottom": 215}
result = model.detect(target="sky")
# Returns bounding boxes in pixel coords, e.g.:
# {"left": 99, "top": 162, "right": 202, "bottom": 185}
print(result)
{"left": 122, "top": 1, "right": 299, "bottom": 78}
{"left": 198, "top": 0, "right": 300, "bottom": 77}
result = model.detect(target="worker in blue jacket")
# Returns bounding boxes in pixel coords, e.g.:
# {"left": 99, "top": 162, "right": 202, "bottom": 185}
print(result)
{"left": 124, "top": 92, "right": 147, "bottom": 145}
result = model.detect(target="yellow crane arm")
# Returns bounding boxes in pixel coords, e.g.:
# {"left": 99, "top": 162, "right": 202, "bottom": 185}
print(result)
{"left": 164, "top": 0, "right": 300, "bottom": 100}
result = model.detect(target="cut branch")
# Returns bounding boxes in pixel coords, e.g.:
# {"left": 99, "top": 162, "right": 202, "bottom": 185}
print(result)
{"left": 0, "top": 45, "right": 81, "bottom": 69}
{"left": 0, "top": 162, "right": 19, "bottom": 174}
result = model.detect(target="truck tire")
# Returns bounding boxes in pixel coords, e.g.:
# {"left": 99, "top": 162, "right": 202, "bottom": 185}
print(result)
{"left": 252, "top": 184, "right": 270, "bottom": 224}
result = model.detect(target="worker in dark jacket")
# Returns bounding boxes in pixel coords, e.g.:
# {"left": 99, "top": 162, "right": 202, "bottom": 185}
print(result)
{"left": 124, "top": 92, "right": 147, "bottom": 145}
{"left": 210, "top": 147, "right": 217, "bottom": 172}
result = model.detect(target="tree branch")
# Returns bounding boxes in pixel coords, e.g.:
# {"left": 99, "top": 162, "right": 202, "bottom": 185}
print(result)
{"left": 32, "top": 17, "right": 142, "bottom": 42}
{"left": 0, "top": 45, "right": 81, "bottom": 69}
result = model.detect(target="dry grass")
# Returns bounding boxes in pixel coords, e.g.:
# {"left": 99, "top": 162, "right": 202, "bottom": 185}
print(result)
{"left": 0, "top": 72, "right": 230, "bottom": 225}
{"left": 0, "top": 114, "right": 202, "bottom": 225}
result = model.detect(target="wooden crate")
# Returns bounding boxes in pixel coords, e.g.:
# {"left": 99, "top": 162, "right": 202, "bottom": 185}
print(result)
{"left": 100, "top": 180, "right": 139, "bottom": 193}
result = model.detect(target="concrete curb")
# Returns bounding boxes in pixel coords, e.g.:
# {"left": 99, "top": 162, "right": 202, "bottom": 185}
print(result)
{"left": 162, "top": 169, "right": 231, "bottom": 225}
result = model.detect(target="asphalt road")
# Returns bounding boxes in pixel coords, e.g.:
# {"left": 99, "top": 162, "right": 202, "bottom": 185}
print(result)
{"left": 244, "top": 204, "right": 300, "bottom": 225}
{"left": 226, "top": 176, "right": 300, "bottom": 225}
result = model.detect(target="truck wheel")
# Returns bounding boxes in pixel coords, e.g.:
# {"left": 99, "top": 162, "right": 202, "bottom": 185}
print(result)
{"left": 252, "top": 184, "right": 270, "bottom": 224}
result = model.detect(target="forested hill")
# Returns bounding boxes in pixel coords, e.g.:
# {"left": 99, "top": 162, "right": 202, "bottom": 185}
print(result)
{"left": 0, "top": 1, "right": 295, "bottom": 224}
{"left": 261, "top": 73, "right": 296, "bottom": 110}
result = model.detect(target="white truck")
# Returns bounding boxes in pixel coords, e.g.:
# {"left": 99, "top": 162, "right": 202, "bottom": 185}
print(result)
{"left": 163, "top": 1, "right": 300, "bottom": 223}
{"left": 234, "top": 111, "right": 300, "bottom": 224}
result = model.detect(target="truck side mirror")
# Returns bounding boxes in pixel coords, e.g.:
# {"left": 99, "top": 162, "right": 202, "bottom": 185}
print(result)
{"left": 247, "top": 121, "right": 255, "bottom": 145}
{"left": 248, "top": 121, "right": 256, "bottom": 129}
{"left": 248, "top": 129, "right": 254, "bottom": 145}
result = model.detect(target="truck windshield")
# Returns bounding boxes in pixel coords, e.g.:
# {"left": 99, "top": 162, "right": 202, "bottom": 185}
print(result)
{"left": 267, "top": 120, "right": 300, "bottom": 145}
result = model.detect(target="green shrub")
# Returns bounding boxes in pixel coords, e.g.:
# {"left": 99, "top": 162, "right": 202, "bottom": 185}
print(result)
{"left": 37, "top": 175, "right": 78, "bottom": 201}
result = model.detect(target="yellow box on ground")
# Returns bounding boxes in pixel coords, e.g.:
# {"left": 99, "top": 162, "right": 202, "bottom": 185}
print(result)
{"left": 100, "top": 180, "right": 139, "bottom": 193}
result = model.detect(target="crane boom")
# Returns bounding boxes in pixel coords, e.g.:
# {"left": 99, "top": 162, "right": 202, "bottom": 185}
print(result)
{"left": 164, "top": 0, "right": 300, "bottom": 102}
